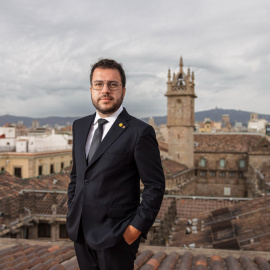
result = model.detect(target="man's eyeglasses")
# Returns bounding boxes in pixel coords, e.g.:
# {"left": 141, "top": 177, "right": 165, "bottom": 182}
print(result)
{"left": 92, "top": 81, "right": 122, "bottom": 91}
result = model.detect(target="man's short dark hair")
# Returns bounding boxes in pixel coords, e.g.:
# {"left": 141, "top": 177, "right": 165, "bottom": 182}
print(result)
{"left": 90, "top": 58, "right": 126, "bottom": 87}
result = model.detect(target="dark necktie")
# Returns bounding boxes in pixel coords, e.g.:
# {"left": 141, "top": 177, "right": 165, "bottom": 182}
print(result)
{"left": 87, "top": 118, "right": 108, "bottom": 164}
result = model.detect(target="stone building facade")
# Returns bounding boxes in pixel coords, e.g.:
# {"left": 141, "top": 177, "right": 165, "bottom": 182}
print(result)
{"left": 194, "top": 134, "right": 270, "bottom": 197}
{"left": 0, "top": 150, "right": 72, "bottom": 178}
{"left": 158, "top": 130, "right": 270, "bottom": 198}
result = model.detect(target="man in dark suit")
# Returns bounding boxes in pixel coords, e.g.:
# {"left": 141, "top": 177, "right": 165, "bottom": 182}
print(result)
{"left": 66, "top": 58, "right": 165, "bottom": 270}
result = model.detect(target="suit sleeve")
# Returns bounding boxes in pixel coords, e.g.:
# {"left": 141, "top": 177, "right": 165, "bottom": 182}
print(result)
{"left": 67, "top": 120, "right": 77, "bottom": 209}
{"left": 130, "top": 124, "right": 165, "bottom": 237}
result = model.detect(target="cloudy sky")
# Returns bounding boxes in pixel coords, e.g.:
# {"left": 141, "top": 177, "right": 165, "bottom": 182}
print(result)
{"left": 1, "top": 0, "right": 270, "bottom": 119}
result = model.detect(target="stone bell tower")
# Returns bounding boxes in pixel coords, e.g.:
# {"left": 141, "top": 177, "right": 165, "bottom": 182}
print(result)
{"left": 165, "top": 57, "right": 197, "bottom": 168}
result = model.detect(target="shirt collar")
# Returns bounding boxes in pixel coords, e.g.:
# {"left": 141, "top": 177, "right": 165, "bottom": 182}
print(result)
{"left": 94, "top": 105, "right": 123, "bottom": 125}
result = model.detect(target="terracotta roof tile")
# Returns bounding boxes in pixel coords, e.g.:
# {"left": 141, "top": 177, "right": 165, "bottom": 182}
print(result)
{"left": 134, "top": 250, "right": 154, "bottom": 270}
{"left": 140, "top": 251, "right": 167, "bottom": 270}
{"left": 1, "top": 242, "right": 270, "bottom": 269}
{"left": 178, "top": 251, "right": 194, "bottom": 270}
{"left": 159, "top": 252, "right": 180, "bottom": 270}
{"left": 0, "top": 243, "right": 77, "bottom": 270}
{"left": 60, "top": 256, "right": 79, "bottom": 270}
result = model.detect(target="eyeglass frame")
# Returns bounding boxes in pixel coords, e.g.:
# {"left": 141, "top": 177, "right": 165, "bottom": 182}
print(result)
{"left": 91, "top": 80, "right": 122, "bottom": 91}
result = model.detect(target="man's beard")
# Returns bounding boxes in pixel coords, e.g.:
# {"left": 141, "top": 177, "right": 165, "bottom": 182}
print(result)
{"left": 91, "top": 93, "right": 124, "bottom": 115}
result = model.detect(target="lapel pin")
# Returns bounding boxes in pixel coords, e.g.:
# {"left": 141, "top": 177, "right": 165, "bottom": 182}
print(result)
{"left": 122, "top": 126, "right": 125, "bottom": 129}
{"left": 119, "top": 123, "right": 123, "bottom": 127}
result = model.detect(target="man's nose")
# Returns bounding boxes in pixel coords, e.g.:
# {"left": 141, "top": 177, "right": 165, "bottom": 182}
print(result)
{"left": 101, "top": 83, "right": 110, "bottom": 94}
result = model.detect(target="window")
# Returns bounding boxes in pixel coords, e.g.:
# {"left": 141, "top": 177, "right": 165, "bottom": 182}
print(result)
{"left": 220, "top": 159, "right": 225, "bottom": 168}
{"left": 38, "top": 165, "right": 43, "bottom": 176}
{"left": 59, "top": 224, "right": 69, "bottom": 239}
{"left": 23, "top": 227, "right": 29, "bottom": 239}
{"left": 229, "top": 172, "right": 236, "bottom": 178}
{"left": 239, "top": 159, "right": 245, "bottom": 168}
{"left": 200, "top": 158, "right": 206, "bottom": 167}
{"left": 61, "top": 162, "right": 64, "bottom": 170}
{"left": 50, "top": 164, "right": 54, "bottom": 174}
{"left": 219, "top": 172, "right": 226, "bottom": 178}
{"left": 224, "top": 187, "right": 231, "bottom": 196}
{"left": 14, "top": 167, "right": 22, "bottom": 178}
{"left": 209, "top": 171, "right": 216, "bottom": 177}
{"left": 0, "top": 167, "right": 4, "bottom": 172}
{"left": 199, "top": 171, "right": 207, "bottom": 177}
{"left": 239, "top": 172, "right": 244, "bottom": 178}
{"left": 38, "top": 223, "right": 51, "bottom": 238}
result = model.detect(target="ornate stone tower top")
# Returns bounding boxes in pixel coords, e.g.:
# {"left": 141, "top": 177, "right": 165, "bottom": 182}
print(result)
{"left": 165, "top": 57, "right": 197, "bottom": 128}
{"left": 165, "top": 56, "right": 196, "bottom": 100}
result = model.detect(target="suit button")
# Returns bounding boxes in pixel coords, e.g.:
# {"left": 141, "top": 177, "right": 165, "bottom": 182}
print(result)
{"left": 84, "top": 180, "right": 89, "bottom": 184}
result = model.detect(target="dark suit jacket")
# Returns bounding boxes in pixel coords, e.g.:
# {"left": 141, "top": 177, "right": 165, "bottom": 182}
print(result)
{"left": 66, "top": 108, "right": 165, "bottom": 250}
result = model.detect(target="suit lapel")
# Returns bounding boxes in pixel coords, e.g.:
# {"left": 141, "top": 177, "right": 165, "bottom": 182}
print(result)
{"left": 78, "top": 114, "right": 95, "bottom": 167}
{"left": 87, "top": 109, "right": 131, "bottom": 168}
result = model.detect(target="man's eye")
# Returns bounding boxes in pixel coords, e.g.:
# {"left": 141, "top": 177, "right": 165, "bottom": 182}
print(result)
{"left": 95, "top": 82, "right": 103, "bottom": 87}
{"left": 110, "top": 82, "right": 118, "bottom": 87}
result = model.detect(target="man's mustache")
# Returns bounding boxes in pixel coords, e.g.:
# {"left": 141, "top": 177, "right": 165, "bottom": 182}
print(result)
{"left": 98, "top": 95, "right": 113, "bottom": 101}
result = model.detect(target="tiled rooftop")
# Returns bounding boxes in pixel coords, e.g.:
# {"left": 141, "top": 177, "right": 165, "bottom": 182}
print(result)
{"left": 0, "top": 242, "right": 77, "bottom": 270}
{"left": 161, "top": 159, "right": 188, "bottom": 175}
{"left": 1, "top": 240, "right": 270, "bottom": 270}
{"left": 176, "top": 197, "right": 240, "bottom": 219}
{"left": 156, "top": 198, "right": 175, "bottom": 221}
{"left": 194, "top": 133, "right": 269, "bottom": 153}
{"left": 0, "top": 191, "right": 68, "bottom": 235}
{"left": 0, "top": 172, "right": 70, "bottom": 235}
{"left": 170, "top": 195, "right": 270, "bottom": 251}
{"left": 159, "top": 133, "right": 270, "bottom": 154}
{"left": 158, "top": 141, "right": 168, "bottom": 153}
{"left": 0, "top": 172, "right": 70, "bottom": 200}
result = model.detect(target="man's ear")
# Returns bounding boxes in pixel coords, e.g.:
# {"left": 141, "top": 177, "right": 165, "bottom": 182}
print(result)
{"left": 122, "top": 87, "right": 126, "bottom": 99}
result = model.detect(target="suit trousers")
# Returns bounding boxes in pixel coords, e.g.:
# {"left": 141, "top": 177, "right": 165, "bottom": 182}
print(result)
{"left": 74, "top": 221, "right": 140, "bottom": 270}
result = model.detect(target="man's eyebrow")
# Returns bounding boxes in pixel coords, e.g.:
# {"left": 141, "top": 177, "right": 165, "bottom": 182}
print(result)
{"left": 94, "top": 80, "right": 118, "bottom": 82}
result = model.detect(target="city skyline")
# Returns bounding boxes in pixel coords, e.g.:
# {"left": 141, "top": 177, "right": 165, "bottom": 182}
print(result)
{"left": 1, "top": 0, "right": 270, "bottom": 118}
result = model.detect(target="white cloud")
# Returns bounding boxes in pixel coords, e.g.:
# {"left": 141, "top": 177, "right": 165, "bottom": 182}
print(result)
{"left": 0, "top": 0, "right": 270, "bottom": 117}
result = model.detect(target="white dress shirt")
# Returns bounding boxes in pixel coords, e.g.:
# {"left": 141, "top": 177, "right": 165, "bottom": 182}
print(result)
{"left": 85, "top": 106, "right": 123, "bottom": 158}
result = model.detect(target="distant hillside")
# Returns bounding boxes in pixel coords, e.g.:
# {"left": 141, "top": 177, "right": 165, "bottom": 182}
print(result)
{"left": 143, "top": 108, "right": 270, "bottom": 125}
{"left": 0, "top": 109, "right": 269, "bottom": 127}
{"left": 0, "top": 114, "right": 80, "bottom": 128}
{"left": 195, "top": 108, "right": 270, "bottom": 124}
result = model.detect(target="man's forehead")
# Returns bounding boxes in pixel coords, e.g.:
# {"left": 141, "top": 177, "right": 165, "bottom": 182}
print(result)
{"left": 93, "top": 68, "right": 121, "bottom": 76}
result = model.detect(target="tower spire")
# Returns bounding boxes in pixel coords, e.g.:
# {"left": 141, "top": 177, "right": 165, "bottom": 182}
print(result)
{"left": 167, "top": 69, "right": 171, "bottom": 82}
{"left": 180, "top": 56, "right": 183, "bottom": 73}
